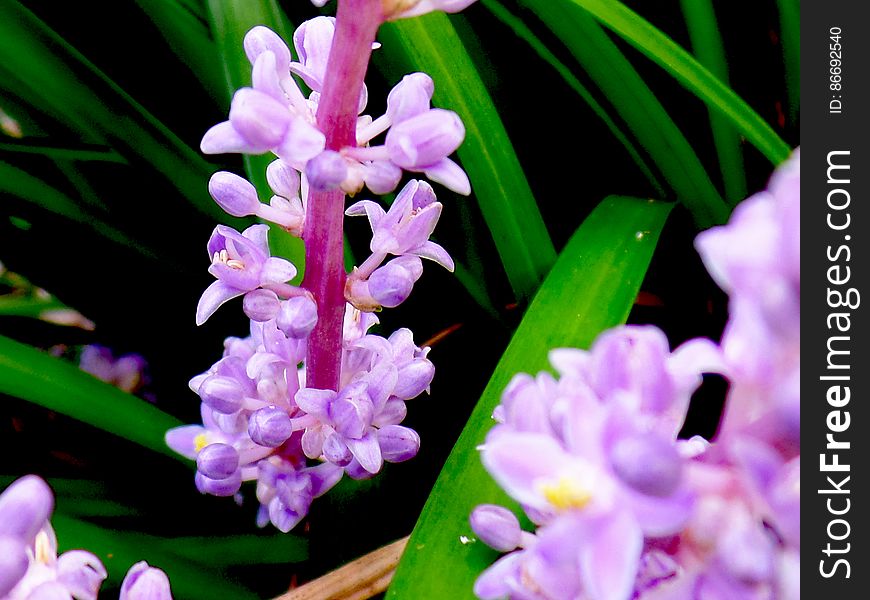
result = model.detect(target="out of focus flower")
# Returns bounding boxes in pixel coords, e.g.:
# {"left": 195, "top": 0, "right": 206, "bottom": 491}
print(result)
{"left": 471, "top": 150, "right": 801, "bottom": 599}
{"left": 79, "top": 345, "right": 148, "bottom": 394}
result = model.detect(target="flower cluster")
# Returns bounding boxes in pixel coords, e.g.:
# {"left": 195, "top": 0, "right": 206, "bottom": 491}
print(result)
{"left": 168, "top": 301, "right": 433, "bottom": 531}
{"left": 0, "top": 475, "right": 172, "bottom": 600}
{"left": 169, "top": 2, "right": 474, "bottom": 532}
{"left": 200, "top": 17, "right": 470, "bottom": 198}
{"left": 469, "top": 150, "right": 800, "bottom": 600}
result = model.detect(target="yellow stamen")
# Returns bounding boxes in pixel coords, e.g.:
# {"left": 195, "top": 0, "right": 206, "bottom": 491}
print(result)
{"left": 194, "top": 433, "right": 208, "bottom": 453}
{"left": 539, "top": 477, "right": 592, "bottom": 510}
{"left": 35, "top": 531, "right": 54, "bottom": 564}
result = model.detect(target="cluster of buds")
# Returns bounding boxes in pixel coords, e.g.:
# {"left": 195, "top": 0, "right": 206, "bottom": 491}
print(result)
{"left": 469, "top": 150, "right": 800, "bottom": 600}
{"left": 200, "top": 17, "right": 470, "bottom": 198}
{"left": 0, "top": 476, "right": 172, "bottom": 599}
{"left": 169, "top": 0, "right": 478, "bottom": 532}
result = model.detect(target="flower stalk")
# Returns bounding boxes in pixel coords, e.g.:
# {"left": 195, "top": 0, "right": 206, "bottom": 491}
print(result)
{"left": 304, "top": 0, "right": 384, "bottom": 391}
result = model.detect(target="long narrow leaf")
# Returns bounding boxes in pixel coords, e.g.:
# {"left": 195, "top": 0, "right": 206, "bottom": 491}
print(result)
{"left": 519, "top": 1, "right": 728, "bottom": 227}
{"left": 133, "top": 0, "right": 228, "bottom": 107}
{"left": 0, "top": 160, "right": 157, "bottom": 259}
{"left": 0, "top": 334, "right": 183, "bottom": 460}
{"left": 560, "top": 0, "right": 792, "bottom": 164}
{"left": 379, "top": 13, "right": 557, "bottom": 303}
{"left": 387, "top": 196, "right": 673, "bottom": 598}
{"left": 481, "top": 0, "right": 665, "bottom": 198}
{"left": 0, "top": 2, "right": 223, "bottom": 221}
{"left": 0, "top": 140, "right": 125, "bottom": 163}
{"left": 776, "top": 0, "right": 800, "bottom": 123}
{"left": 680, "top": 0, "right": 747, "bottom": 204}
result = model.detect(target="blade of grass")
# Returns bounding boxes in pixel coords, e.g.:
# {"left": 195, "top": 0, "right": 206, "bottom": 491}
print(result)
{"left": 0, "top": 477, "right": 138, "bottom": 518}
{"left": 0, "top": 140, "right": 125, "bottom": 163}
{"left": 680, "top": 0, "right": 747, "bottom": 204}
{"left": 559, "top": 0, "right": 792, "bottom": 164}
{"left": 53, "top": 514, "right": 260, "bottom": 600}
{"left": 387, "top": 195, "right": 673, "bottom": 598}
{"left": 0, "top": 160, "right": 157, "bottom": 259}
{"left": 480, "top": 0, "right": 665, "bottom": 198}
{"left": 379, "top": 13, "right": 557, "bottom": 303}
{"left": 204, "top": 0, "right": 310, "bottom": 282}
{"left": 519, "top": 1, "right": 728, "bottom": 226}
{"left": 776, "top": 0, "right": 800, "bottom": 123}
{"left": 132, "top": 0, "right": 228, "bottom": 107}
{"left": 0, "top": 2, "right": 224, "bottom": 221}
{"left": 0, "top": 334, "right": 183, "bottom": 460}
{"left": 154, "top": 534, "right": 308, "bottom": 566}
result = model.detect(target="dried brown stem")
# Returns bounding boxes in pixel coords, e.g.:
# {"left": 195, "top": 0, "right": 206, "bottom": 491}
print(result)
{"left": 273, "top": 536, "right": 409, "bottom": 600}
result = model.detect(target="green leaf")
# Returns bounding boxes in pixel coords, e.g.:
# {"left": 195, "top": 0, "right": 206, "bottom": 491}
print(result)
{"left": 0, "top": 334, "right": 183, "bottom": 460}
{"left": 387, "top": 196, "right": 673, "bottom": 598}
{"left": 0, "top": 140, "right": 126, "bottom": 163}
{"left": 379, "top": 13, "right": 557, "bottom": 303}
{"left": 0, "top": 160, "right": 157, "bottom": 259}
{"left": 204, "top": 0, "right": 309, "bottom": 282}
{"left": 132, "top": 0, "right": 228, "bottom": 107}
{"left": 776, "top": 0, "right": 800, "bottom": 123}
{"left": 680, "top": 0, "right": 747, "bottom": 204}
{"left": 559, "top": 0, "right": 791, "bottom": 164}
{"left": 518, "top": 1, "right": 728, "bottom": 227}
{"left": 0, "top": 477, "right": 139, "bottom": 518}
{"left": 52, "top": 514, "right": 260, "bottom": 600}
{"left": 480, "top": 0, "right": 665, "bottom": 198}
{"left": 153, "top": 533, "right": 308, "bottom": 566}
{"left": 0, "top": 2, "right": 224, "bottom": 222}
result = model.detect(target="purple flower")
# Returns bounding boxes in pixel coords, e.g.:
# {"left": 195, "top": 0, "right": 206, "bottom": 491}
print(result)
{"left": 1, "top": 476, "right": 109, "bottom": 600}
{"left": 347, "top": 180, "right": 454, "bottom": 271}
{"left": 469, "top": 505, "right": 523, "bottom": 553}
{"left": 120, "top": 562, "right": 173, "bottom": 600}
{"left": 197, "top": 224, "right": 298, "bottom": 325}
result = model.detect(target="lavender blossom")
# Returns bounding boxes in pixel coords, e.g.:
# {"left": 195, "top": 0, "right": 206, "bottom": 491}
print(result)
{"left": 120, "top": 562, "right": 173, "bottom": 600}
{"left": 79, "top": 345, "right": 148, "bottom": 394}
{"left": 471, "top": 152, "right": 801, "bottom": 599}
{"left": 178, "top": 0, "right": 479, "bottom": 532}
{"left": 0, "top": 476, "right": 112, "bottom": 600}
{"left": 196, "top": 224, "right": 300, "bottom": 325}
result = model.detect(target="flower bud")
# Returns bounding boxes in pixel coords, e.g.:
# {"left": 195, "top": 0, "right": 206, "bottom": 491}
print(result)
{"left": 0, "top": 475, "right": 53, "bottom": 542}
{"left": 208, "top": 172, "right": 260, "bottom": 217}
{"left": 229, "top": 88, "right": 290, "bottom": 151}
{"left": 196, "top": 443, "right": 239, "bottom": 480}
{"left": 394, "top": 357, "right": 435, "bottom": 400}
{"left": 195, "top": 471, "right": 241, "bottom": 497}
{"left": 266, "top": 159, "right": 301, "bottom": 199}
{"left": 249, "top": 407, "right": 294, "bottom": 448}
{"left": 378, "top": 425, "right": 420, "bottom": 463}
{"left": 609, "top": 432, "right": 683, "bottom": 497}
{"left": 199, "top": 376, "right": 245, "bottom": 414}
{"left": 243, "top": 289, "right": 281, "bottom": 322}
{"left": 386, "top": 73, "right": 434, "bottom": 124}
{"left": 322, "top": 433, "right": 353, "bottom": 466}
{"left": 305, "top": 150, "right": 348, "bottom": 192}
{"left": 469, "top": 504, "right": 522, "bottom": 552}
{"left": 386, "top": 109, "right": 465, "bottom": 169}
{"left": 368, "top": 256, "right": 423, "bottom": 308}
{"left": 244, "top": 26, "right": 292, "bottom": 74}
{"left": 277, "top": 296, "right": 319, "bottom": 339}
{"left": 363, "top": 160, "right": 403, "bottom": 195}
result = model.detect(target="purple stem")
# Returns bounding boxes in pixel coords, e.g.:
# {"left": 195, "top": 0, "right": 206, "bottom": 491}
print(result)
{"left": 303, "top": 0, "right": 383, "bottom": 391}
